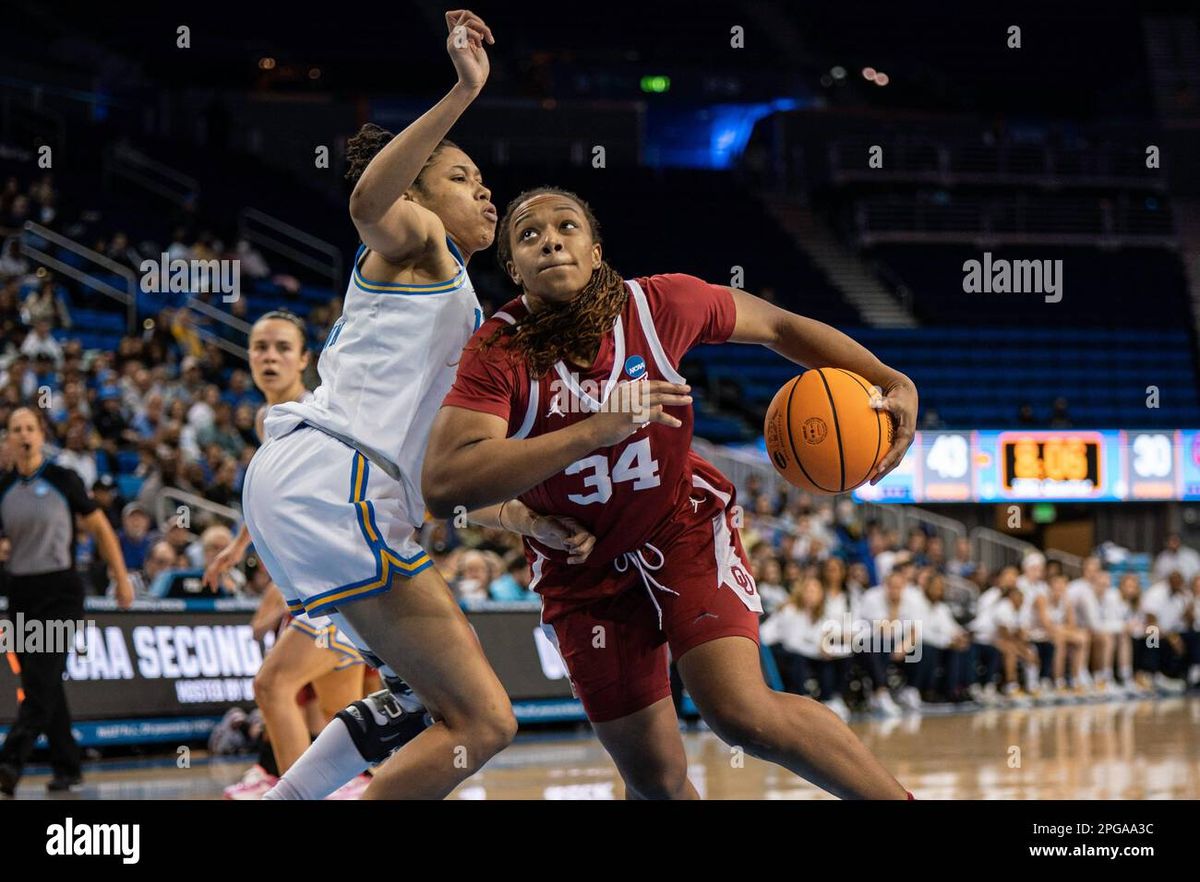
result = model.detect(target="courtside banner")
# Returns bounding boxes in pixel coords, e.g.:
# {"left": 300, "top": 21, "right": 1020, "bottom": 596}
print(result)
{"left": 0, "top": 600, "right": 572, "bottom": 726}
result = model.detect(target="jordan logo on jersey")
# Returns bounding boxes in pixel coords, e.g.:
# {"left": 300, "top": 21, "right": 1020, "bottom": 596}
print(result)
{"left": 546, "top": 397, "right": 566, "bottom": 418}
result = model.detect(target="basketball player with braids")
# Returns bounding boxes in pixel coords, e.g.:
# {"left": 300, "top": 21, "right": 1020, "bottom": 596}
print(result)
{"left": 424, "top": 187, "right": 919, "bottom": 799}
{"left": 243, "top": 12, "right": 593, "bottom": 800}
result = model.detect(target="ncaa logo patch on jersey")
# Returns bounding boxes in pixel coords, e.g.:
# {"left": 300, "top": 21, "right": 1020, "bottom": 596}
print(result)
{"left": 624, "top": 354, "right": 647, "bottom": 380}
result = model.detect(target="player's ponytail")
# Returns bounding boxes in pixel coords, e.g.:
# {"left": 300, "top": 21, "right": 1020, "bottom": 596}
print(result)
{"left": 345, "top": 124, "right": 461, "bottom": 193}
{"left": 478, "top": 187, "right": 627, "bottom": 378}
{"left": 345, "top": 123, "right": 393, "bottom": 183}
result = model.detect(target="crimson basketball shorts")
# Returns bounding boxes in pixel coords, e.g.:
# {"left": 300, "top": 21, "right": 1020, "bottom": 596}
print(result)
{"left": 541, "top": 497, "right": 762, "bottom": 724}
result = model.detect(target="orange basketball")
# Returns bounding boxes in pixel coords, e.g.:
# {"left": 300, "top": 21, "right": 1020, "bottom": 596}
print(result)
{"left": 764, "top": 368, "right": 893, "bottom": 494}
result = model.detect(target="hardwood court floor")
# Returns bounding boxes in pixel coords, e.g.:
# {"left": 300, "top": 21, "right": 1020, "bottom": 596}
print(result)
{"left": 4, "top": 696, "right": 1197, "bottom": 800}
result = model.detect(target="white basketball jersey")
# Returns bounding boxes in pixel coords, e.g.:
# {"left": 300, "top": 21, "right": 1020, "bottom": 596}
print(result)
{"left": 265, "top": 241, "right": 482, "bottom": 526}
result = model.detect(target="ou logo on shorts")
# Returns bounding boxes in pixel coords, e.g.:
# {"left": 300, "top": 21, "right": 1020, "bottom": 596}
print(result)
{"left": 624, "top": 354, "right": 646, "bottom": 380}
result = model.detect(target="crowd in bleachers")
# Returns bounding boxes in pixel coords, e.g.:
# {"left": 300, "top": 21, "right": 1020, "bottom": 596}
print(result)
{"left": 739, "top": 476, "right": 1200, "bottom": 720}
{"left": 3, "top": 166, "right": 1199, "bottom": 725}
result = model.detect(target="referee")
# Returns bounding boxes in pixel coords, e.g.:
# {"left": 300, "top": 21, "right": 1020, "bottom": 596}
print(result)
{"left": 0, "top": 407, "right": 133, "bottom": 795}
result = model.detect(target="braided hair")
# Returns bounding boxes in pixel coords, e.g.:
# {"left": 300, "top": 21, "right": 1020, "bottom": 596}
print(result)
{"left": 344, "top": 123, "right": 460, "bottom": 195}
{"left": 477, "top": 187, "right": 627, "bottom": 378}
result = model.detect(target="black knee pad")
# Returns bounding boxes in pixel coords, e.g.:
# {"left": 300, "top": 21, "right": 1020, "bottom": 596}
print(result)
{"left": 336, "top": 688, "right": 432, "bottom": 765}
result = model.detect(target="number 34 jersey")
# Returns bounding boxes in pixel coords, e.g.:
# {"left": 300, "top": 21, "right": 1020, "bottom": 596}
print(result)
{"left": 442, "top": 273, "right": 753, "bottom": 611}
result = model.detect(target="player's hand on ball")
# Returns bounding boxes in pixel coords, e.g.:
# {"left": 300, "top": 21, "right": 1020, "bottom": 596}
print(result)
{"left": 589, "top": 379, "right": 692, "bottom": 447}
{"left": 868, "top": 374, "right": 918, "bottom": 484}
{"left": 445, "top": 9, "right": 494, "bottom": 92}
{"left": 531, "top": 515, "right": 596, "bottom": 564}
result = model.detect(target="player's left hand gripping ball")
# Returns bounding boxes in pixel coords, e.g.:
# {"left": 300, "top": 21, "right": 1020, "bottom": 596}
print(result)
{"left": 868, "top": 375, "right": 918, "bottom": 484}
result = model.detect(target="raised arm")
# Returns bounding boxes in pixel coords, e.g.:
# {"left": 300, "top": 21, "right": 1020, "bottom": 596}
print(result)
{"left": 348, "top": 9, "right": 494, "bottom": 261}
{"left": 725, "top": 287, "right": 918, "bottom": 483}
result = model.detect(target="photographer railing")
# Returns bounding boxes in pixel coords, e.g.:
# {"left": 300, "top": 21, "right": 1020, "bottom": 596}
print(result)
{"left": 155, "top": 487, "right": 242, "bottom": 534}
{"left": 103, "top": 142, "right": 199, "bottom": 208}
{"left": 20, "top": 221, "right": 138, "bottom": 334}
{"left": 238, "top": 207, "right": 342, "bottom": 293}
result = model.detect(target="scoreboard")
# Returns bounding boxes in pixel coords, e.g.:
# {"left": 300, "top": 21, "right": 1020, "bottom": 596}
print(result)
{"left": 836, "top": 429, "right": 1196, "bottom": 504}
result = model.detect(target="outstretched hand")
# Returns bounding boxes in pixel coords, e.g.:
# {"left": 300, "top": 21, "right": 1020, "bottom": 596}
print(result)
{"left": 445, "top": 9, "right": 494, "bottom": 92}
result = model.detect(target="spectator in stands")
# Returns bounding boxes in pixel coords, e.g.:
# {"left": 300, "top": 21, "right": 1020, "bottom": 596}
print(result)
{"left": 1141, "top": 570, "right": 1193, "bottom": 691}
{"left": 967, "top": 565, "right": 1017, "bottom": 704}
{"left": 1088, "top": 570, "right": 1145, "bottom": 695}
{"left": 1017, "top": 402, "right": 1037, "bottom": 426}
{"left": 0, "top": 238, "right": 29, "bottom": 280}
{"left": 755, "top": 557, "right": 788, "bottom": 614}
{"left": 197, "top": 525, "right": 246, "bottom": 596}
{"left": 1032, "top": 572, "right": 1091, "bottom": 696}
{"left": 453, "top": 549, "right": 492, "bottom": 603}
{"left": 117, "top": 501, "right": 159, "bottom": 573}
{"left": 0, "top": 279, "right": 22, "bottom": 342}
{"left": 946, "top": 537, "right": 975, "bottom": 579}
{"left": 166, "top": 227, "right": 190, "bottom": 262}
{"left": 90, "top": 474, "right": 123, "bottom": 528}
{"left": 905, "top": 528, "right": 929, "bottom": 567}
{"left": 233, "top": 402, "right": 257, "bottom": 447}
{"left": 760, "top": 577, "right": 852, "bottom": 721}
{"left": 235, "top": 239, "right": 270, "bottom": 279}
{"left": 1048, "top": 397, "right": 1072, "bottom": 429}
{"left": 188, "top": 383, "right": 220, "bottom": 430}
{"left": 114, "top": 538, "right": 177, "bottom": 599}
{"left": 205, "top": 457, "right": 240, "bottom": 508}
{"left": 92, "top": 386, "right": 134, "bottom": 454}
{"left": 21, "top": 280, "right": 71, "bottom": 329}
{"left": 1153, "top": 532, "right": 1200, "bottom": 584}
{"left": 991, "top": 584, "right": 1040, "bottom": 700}
{"left": 19, "top": 320, "right": 64, "bottom": 365}
{"left": 914, "top": 572, "right": 971, "bottom": 702}
{"left": 55, "top": 423, "right": 98, "bottom": 488}
{"left": 131, "top": 391, "right": 166, "bottom": 439}
{"left": 857, "top": 569, "right": 925, "bottom": 715}
{"left": 872, "top": 528, "right": 901, "bottom": 582}
{"left": 488, "top": 555, "right": 533, "bottom": 601}
{"left": 105, "top": 232, "right": 143, "bottom": 271}
{"left": 198, "top": 401, "right": 245, "bottom": 458}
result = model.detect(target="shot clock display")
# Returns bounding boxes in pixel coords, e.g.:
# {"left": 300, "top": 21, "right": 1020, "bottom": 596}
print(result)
{"left": 840, "top": 429, "right": 1200, "bottom": 503}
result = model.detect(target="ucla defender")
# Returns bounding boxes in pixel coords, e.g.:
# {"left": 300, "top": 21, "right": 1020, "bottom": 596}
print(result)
{"left": 243, "top": 11, "right": 590, "bottom": 800}
{"left": 205, "top": 310, "right": 372, "bottom": 800}
{"left": 423, "top": 187, "right": 918, "bottom": 799}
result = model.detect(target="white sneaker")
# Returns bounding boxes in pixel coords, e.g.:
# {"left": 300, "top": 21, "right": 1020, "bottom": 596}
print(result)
{"left": 223, "top": 764, "right": 279, "bottom": 800}
{"left": 872, "top": 690, "right": 902, "bottom": 717}
{"left": 897, "top": 686, "right": 923, "bottom": 711}
{"left": 1153, "top": 672, "right": 1186, "bottom": 694}
{"left": 824, "top": 695, "right": 851, "bottom": 722}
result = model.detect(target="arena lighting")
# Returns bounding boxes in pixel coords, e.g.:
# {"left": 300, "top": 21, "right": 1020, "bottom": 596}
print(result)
{"left": 874, "top": 72, "right": 890, "bottom": 86}
{"left": 640, "top": 75, "right": 671, "bottom": 93}
{"left": 258, "top": 57, "right": 276, "bottom": 70}
{"left": 830, "top": 65, "right": 846, "bottom": 80}
{"left": 308, "top": 67, "right": 321, "bottom": 80}
{"left": 862, "top": 66, "right": 877, "bottom": 81}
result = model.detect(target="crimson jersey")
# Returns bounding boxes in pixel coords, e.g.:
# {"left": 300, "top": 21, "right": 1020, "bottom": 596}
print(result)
{"left": 442, "top": 273, "right": 740, "bottom": 611}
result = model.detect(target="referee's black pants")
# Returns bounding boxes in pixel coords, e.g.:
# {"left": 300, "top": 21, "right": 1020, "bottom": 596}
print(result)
{"left": 0, "top": 570, "right": 84, "bottom": 777}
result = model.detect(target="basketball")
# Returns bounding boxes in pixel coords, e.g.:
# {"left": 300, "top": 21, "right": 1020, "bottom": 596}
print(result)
{"left": 764, "top": 368, "right": 892, "bottom": 494}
